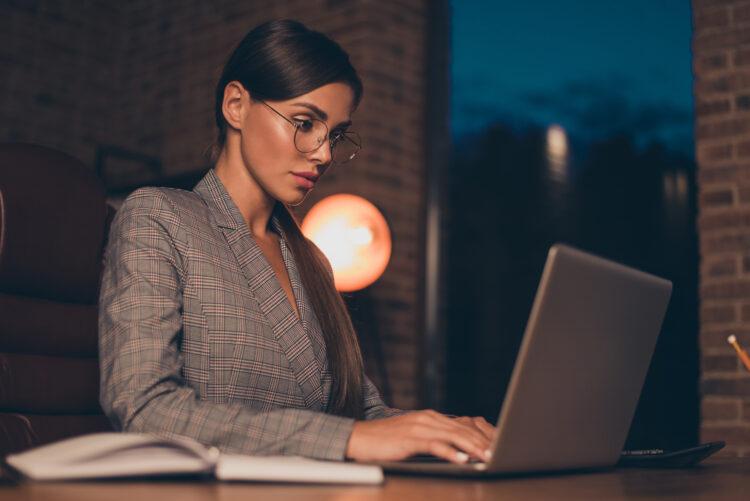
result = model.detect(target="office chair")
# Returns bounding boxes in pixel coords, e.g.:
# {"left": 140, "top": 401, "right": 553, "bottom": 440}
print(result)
{"left": 0, "top": 143, "right": 114, "bottom": 455}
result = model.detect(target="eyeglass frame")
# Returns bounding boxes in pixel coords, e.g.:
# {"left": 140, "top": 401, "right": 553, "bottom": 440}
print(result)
{"left": 258, "top": 100, "right": 362, "bottom": 163}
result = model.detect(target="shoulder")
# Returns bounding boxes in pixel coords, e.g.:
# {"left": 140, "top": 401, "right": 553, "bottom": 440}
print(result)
{"left": 113, "top": 186, "right": 208, "bottom": 230}
{"left": 118, "top": 186, "right": 203, "bottom": 214}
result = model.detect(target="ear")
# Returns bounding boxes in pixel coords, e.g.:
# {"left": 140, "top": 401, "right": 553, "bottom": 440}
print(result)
{"left": 221, "top": 81, "right": 250, "bottom": 131}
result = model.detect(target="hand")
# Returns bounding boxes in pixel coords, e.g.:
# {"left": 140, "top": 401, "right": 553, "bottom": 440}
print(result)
{"left": 345, "top": 409, "right": 496, "bottom": 464}
{"left": 450, "top": 415, "right": 496, "bottom": 443}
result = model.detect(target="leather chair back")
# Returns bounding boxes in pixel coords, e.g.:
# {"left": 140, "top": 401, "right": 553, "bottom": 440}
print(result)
{"left": 0, "top": 143, "right": 114, "bottom": 455}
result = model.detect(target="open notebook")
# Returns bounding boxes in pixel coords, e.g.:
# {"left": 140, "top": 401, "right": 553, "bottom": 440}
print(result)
{"left": 4, "top": 432, "right": 383, "bottom": 485}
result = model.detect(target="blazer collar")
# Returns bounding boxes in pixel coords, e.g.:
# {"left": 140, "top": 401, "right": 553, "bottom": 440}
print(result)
{"left": 193, "top": 168, "right": 330, "bottom": 411}
{"left": 193, "top": 168, "right": 244, "bottom": 230}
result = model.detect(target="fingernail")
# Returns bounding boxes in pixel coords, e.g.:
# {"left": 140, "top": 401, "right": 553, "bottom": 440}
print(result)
{"left": 455, "top": 451, "right": 469, "bottom": 463}
{"left": 484, "top": 449, "right": 493, "bottom": 461}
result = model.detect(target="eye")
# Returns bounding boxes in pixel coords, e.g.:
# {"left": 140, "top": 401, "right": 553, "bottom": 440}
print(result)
{"left": 294, "top": 118, "right": 314, "bottom": 132}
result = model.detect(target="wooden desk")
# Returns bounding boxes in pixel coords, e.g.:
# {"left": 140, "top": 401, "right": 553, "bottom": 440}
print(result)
{"left": 1, "top": 459, "right": 748, "bottom": 500}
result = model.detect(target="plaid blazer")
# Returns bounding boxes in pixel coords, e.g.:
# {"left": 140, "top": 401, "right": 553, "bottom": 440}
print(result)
{"left": 98, "top": 168, "right": 403, "bottom": 460}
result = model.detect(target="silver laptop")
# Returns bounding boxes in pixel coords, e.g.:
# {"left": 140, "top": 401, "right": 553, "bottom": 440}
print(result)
{"left": 378, "top": 243, "right": 672, "bottom": 476}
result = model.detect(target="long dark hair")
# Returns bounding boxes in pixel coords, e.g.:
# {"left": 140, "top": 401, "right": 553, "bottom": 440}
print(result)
{"left": 212, "top": 19, "right": 365, "bottom": 419}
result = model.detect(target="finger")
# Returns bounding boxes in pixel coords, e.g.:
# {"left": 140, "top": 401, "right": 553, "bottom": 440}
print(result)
{"left": 436, "top": 416, "right": 493, "bottom": 452}
{"left": 451, "top": 416, "right": 490, "bottom": 441}
{"left": 430, "top": 427, "right": 489, "bottom": 461}
{"left": 452, "top": 415, "right": 495, "bottom": 443}
{"left": 472, "top": 417, "right": 496, "bottom": 441}
{"left": 424, "top": 439, "right": 471, "bottom": 465}
{"left": 414, "top": 412, "right": 491, "bottom": 459}
{"left": 454, "top": 416, "right": 491, "bottom": 442}
{"left": 428, "top": 413, "right": 490, "bottom": 444}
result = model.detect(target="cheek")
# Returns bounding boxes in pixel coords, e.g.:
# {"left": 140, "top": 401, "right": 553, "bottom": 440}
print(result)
{"left": 242, "top": 122, "right": 299, "bottom": 172}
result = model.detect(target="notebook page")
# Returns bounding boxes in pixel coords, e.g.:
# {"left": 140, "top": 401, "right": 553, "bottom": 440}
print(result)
{"left": 5, "top": 433, "right": 213, "bottom": 480}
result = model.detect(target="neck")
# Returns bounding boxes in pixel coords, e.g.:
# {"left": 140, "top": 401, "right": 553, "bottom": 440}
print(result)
{"left": 213, "top": 146, "right": 276, "bottom": 238}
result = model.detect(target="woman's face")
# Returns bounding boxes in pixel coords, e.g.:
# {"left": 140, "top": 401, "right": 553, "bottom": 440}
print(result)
{"left": 238, "top": 82, "right": 355, "bottom": 206}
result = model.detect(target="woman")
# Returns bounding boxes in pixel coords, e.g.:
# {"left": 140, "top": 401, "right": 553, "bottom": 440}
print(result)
{"left": 99, "top": 19, "right": 494, "bottom": 464}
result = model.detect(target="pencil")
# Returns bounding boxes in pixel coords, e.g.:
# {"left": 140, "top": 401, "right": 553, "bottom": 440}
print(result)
{"left": 727, "top": 335, "right": 750, "bottom": 373}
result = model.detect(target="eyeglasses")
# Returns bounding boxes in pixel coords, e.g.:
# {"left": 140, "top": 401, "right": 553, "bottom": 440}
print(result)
{"left": 259, "top": 100, "right": 362, "bottom": 164}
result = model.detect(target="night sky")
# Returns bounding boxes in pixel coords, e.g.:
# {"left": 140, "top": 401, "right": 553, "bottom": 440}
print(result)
{"left": 451, "top": 1, "right": 694, "bottom": 156}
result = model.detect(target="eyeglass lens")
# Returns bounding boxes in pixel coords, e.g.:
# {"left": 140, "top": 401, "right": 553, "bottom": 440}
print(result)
{"left": 294, "top": 120, "right": 360, "bottom": 164}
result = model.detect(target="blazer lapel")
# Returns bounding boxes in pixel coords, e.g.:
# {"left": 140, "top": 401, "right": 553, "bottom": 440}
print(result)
{"left": 193, "top": 169, "right": 325, "bottom": 411}
{"left": 271, "top": 216, "right": 332, "bottom": 410}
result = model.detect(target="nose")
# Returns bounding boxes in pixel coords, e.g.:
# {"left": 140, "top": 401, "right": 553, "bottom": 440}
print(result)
{"left": 307, "top": 135, "right": 333, "bottom": 166}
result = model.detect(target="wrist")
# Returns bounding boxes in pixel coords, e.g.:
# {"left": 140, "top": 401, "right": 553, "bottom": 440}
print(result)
{"left": 344, "top": 420, "right": 363, "bottom": 460}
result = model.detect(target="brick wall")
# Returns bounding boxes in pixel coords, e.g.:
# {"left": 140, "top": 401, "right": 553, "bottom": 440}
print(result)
{"left": 298, "top": 3, "right": 429, "bottom": 409}
{"left": 694, "top": 0, "right": 750, "bottom": 457}
{"left": 1, "top": 0, "right": 435, "bottom": 410}
{"left": 1, "top": 1, "right": 124, "bottom": 169}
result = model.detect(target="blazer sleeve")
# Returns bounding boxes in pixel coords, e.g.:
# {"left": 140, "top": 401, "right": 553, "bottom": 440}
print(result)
{"left": 98, "top": 191, "right": 356, "bottom": 460}
{"left": 363, "top": 375, "right": 408, "bottom": 419}
{"left": 308, "top": 240, "right": 409, "bottom": 420}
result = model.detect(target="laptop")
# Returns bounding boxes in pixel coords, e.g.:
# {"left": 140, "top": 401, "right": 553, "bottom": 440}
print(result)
{"left": 377, "top": 243, "right": 672, "bottom": 476}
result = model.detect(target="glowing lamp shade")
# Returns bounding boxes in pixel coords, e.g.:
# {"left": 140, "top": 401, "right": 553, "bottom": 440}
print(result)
{"left": 301, "top": 194, "right": 391, "bottom": 292}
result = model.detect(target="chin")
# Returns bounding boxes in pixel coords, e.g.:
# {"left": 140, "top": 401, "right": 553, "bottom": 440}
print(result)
{"left": 284, "top": 188, "right": 312, "bottom": 207}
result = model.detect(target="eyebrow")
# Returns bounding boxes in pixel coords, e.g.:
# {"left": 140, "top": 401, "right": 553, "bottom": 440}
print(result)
{"left": 291, "top": 102, "right": 352, "bottom": 130}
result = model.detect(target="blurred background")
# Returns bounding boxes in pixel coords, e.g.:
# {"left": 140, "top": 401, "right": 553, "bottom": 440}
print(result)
{"left": 1, "top": 0, "right": 748, "bottom": 456}
{"left": 445, "top": 1, "right": 698, "bottom": 452}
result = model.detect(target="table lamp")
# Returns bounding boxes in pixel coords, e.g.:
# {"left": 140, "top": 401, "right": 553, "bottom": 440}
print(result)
{"left": 301, "top": 194, "right": 392, "bottom": 292}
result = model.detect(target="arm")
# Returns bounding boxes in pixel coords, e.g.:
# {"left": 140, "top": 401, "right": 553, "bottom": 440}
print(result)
{"left": 98, "top": 190, "right": 355, "bottom": 460}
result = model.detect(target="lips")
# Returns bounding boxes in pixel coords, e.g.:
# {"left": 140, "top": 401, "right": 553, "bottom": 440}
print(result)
{"left": 291, "top": 172, "right": 319, "bottom": 189}
{"left": 293, "top": 172, "right": 320, "bottom": 182}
